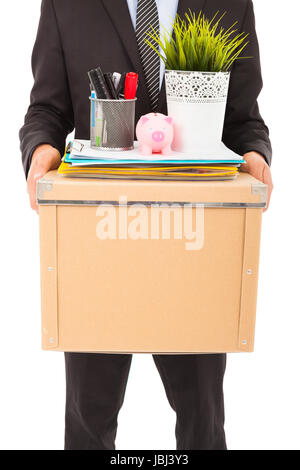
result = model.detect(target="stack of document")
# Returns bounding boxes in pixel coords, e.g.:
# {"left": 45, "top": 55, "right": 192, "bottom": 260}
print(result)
{"left": 58, "top": 140, "right": 244, "bottom": 181}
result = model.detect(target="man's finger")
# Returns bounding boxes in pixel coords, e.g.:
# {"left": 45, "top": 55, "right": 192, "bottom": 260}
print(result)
{"left": 28, "top": 171, "right": 42, "bottom": 213}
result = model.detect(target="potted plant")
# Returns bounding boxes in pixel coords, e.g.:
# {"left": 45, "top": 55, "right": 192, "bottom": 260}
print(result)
{"left": 145, "top": 11, "right": 249, "bottom": 156}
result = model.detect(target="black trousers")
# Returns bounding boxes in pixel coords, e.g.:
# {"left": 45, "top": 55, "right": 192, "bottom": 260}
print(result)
{"left": 64, "top": 353, "right": 227, "bottom": 450}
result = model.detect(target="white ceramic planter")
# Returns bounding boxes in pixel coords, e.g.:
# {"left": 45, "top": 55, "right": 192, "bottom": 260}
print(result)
{"left": 165, "top": 70, "right": 231, "bottom": 155}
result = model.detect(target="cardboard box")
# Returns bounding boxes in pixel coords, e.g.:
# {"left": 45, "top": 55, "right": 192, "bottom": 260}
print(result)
{"left": 37, "top": 171, "right": 267, "bottom": 353}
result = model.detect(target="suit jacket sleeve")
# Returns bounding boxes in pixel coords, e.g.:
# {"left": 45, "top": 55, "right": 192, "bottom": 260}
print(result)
{"left": 19, "top": 0, "right": 74, "bottom": 178}
{"left": 223, "top": 0, "right": 272, "bottom": 165}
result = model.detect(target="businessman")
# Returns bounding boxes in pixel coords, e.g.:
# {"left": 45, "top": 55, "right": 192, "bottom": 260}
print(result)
{"left": 20, "top": 0, "right": 273, "bottom": 450}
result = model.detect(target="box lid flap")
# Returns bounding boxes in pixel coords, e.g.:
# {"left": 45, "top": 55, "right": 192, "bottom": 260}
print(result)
{"left": 37, "top": 171, "right": 267, "bottom": 207}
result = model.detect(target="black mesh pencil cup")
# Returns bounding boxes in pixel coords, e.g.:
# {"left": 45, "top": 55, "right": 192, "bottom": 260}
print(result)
{"left": 90, "top": 98, "right": 137, "bottom": 151}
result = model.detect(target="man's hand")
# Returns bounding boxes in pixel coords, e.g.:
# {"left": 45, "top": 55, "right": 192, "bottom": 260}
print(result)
{"left": 241, "top": 151, "right": 273, "bottom": 211}
{"left": 27, "top": 144, "right": 61, "bottom": 212}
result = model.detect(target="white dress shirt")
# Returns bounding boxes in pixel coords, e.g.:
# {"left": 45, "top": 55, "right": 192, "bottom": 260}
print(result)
{"left": 126, "top": 0, "right": 179, "bottom": 88}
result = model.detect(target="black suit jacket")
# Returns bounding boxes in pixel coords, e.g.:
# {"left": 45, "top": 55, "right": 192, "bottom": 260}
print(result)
{"left": 20, "top": 0, "right": 272, "bottom": 177}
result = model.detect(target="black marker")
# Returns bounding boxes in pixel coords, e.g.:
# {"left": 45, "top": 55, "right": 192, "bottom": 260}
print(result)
{"left": 88, "top": 67, "right": 112, "bottom": 99}
{"left": 116, "top": 72, "right": 127, "bottom": 99}
{"left": 104, "top": 72, "right": 118, "bottom": 100}
{"left": 95, "top": 67, "right": 112, "bottom": 99}
{"left": 88, "top": 69, "right": 105, "bottom": 99}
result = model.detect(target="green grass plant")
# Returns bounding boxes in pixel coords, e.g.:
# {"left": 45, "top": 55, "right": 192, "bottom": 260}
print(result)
{"left": 145, "top": 10, "right": 250, "bottom": 72}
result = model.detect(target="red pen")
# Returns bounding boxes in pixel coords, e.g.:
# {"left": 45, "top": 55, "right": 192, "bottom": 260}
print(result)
{"left": 124, "top": 72, "right": 139, "bottom": 100}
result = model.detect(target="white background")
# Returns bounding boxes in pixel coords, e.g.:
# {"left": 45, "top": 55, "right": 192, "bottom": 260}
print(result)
{"left": 0, "top": 0, "right": 299, "bottom": 450}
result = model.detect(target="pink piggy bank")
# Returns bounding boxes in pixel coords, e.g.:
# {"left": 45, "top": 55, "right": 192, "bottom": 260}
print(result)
{"left": 136, "top": 113, "right": 174, "bottom": 156}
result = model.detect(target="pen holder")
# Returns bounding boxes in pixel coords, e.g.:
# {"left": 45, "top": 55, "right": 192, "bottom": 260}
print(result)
{"left": 90, "top": 98, "right": 137, "bottom": 151}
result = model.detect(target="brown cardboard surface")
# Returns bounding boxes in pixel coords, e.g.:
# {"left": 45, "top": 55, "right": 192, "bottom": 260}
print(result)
{"left": 38, "top": 172, "right": 264, "bottom": 353}
{"left": 37, "top": 171, "right": 267, "bottom": 205}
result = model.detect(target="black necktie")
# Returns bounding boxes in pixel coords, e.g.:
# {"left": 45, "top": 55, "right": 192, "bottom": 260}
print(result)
{"left": 136, "top": 0, "right": 160, "bottom": 111}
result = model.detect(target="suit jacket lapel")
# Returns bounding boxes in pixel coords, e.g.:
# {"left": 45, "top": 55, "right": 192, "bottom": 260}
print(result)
{"left": 101, "top": 0, "right": 141, "bottom": 73}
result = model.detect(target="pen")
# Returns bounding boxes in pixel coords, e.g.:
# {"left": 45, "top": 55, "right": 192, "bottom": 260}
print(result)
{"left": 116, "top": 72, "right": 127, "bottom": 99}
{"left": 91, "top": 90, "right": 103, "bottom": 147}
{"left": 112, "top": 72, "right": 122, "bottom": 91}
{"left": 124, "top": 72, "right": 139, "bottom": 100}
{"left": 104, "top": 72, "right": 118, "bottom": 100}
{"left": 91, "top": 90, "right": 96, "bottom": 128}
